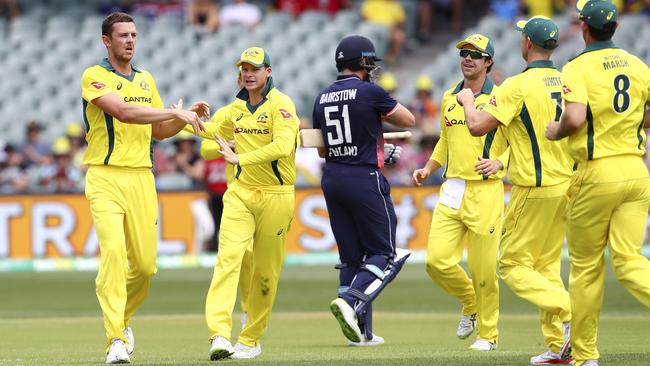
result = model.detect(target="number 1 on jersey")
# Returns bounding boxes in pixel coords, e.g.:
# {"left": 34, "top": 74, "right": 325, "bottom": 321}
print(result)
{"left": 324, "top": 104, "right": 352, "bottom": 145}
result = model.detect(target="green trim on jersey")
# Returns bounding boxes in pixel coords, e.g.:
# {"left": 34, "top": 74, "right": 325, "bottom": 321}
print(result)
{"left": 586, "top": 104, "right": 594, "bottom": 160}
{"left": 237, "top": 77, "right": 275, "bottom": 114}
{"left": 520, "top": 103, "right": 542, "bottom": 187}
{"left": 452, "top": 77, "right": 494, "bottom": 95}
{"left": 103, "top": 112, "right": 115, "bottom": 165}
{"left": 99, "top": 58, "right": 140, "bottom": 82}
{"left": 271, "top": 160, "right": 284, "bottom": 185}
{"left": 82, "top": 99, "right": 90, "bottom": 133}
{"left": 638, "top": 108, "right": 646, "bottom": 150}
{"left": 524, "top": 60, "right": 556, "bottom": 71}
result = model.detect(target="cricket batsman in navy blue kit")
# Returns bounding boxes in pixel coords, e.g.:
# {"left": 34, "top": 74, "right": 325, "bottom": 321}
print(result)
{"left": 313, "top": 35, "right": 415, "bottom": 346}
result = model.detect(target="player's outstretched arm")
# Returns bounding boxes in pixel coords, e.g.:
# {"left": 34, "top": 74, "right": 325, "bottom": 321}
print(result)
{"left": 456, "top": 88, "right": 499, "bottom": 136}
{"left": 412, "top": 158, "right": 442, "bottom": 186}
{"left": 384, "top": 104, "right": 415, "bottom": 128}
{"left": 546, "top": 101, "right": 586, "bottom": 140}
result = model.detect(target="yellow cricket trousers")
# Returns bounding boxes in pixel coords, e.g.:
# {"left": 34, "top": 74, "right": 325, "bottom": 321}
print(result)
{"left": 425, "top": 179, "right": 503, "bottom": 343}
{"left": 239, "top": 246, "right": 254, "bottom": 314}
{"left": 566, "top": 155, "right": 650, "bottom": 365}
{"left": 500, "top": 180, "right": 571, "bottom": 353}
{"left": 85, "top": 165, "right": 158, "bottom": 350}
{"left": 205, "top": 181, "right": 294, "bottom": 346}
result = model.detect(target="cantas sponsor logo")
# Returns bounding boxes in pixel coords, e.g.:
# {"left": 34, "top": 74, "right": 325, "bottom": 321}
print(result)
{"left": 91, "top": 81, "right": 106, "bottom": 90}
{"left": 234, "top": 127, "right": 270, "bottom": 134}
{"left": 279, "top": 109, "right": 292, "bottom": 119}
{"left": 445, "top": 116, "right": 465, "bottom": 126}
{"left": 124, "top": 96, "right": 152, "bottom": 103}
{"left": 489, "top": 96, "right": 497, "bottom": 107}
{"left": 562, "top": 85, "right": 572, "bottom": 94}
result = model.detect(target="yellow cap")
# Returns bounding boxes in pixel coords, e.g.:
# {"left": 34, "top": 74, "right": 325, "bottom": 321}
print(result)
{"left": 65, "top": 123, "right": 84, "bottom": 138}
{"left": 455, "top": 34, "right": 495, "bottom": 58}
{"left": 236, "top": 47, "right": 271, "bottom": 68}
{"left": 378, "top": 72, "right": 397, "bottom": 92}
{"left": 52, "top": 137, "right": 71, "bottom": 155}
{"left": 416, "top": 75, "right": 432, "bottom": 91}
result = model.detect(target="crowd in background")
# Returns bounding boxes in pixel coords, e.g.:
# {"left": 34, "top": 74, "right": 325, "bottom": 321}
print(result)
{"left": 2, "top": 0, "right": 650, "bottom": 195}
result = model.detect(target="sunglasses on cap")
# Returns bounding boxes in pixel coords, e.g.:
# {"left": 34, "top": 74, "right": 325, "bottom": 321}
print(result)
{"left": 459, "top": 49, "right": 489, "bottom": 59}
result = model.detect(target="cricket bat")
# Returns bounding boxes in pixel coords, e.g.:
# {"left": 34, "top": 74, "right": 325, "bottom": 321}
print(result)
{"left": 299, "top": 129, "right": 412, "bottom": 148}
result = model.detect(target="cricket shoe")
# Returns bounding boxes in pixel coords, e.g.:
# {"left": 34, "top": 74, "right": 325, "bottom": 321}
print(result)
{"left": 106, "top": 339, "right": 131, "bottom": 364}
{"left": 330, "top": 297, "right": 362, "bottom": 343}
{"left": 123, "top": 327, "right": 134, "bottom": 355}
{"left": 581, "top": 360, "right": 598, "bottom": 366}
{"left": 469, "top": 339, "right": 496, "bottom": 351}
{"left": 530, "top": 351, "right": 575, "bottom": 365}
{"left": 348, "top": 333, "right": 385, "bottom": 347}
{"left": 560, "top": 321, "right": 572, "bottom": 361}
{"left": 231, "top": 342, "right": 262, "bottom": 359}
{"left": 208, "top": 336, "right": 234, "bottom": 361}
{"left": 457, "top": 313, "right": 476, "bottom": 339}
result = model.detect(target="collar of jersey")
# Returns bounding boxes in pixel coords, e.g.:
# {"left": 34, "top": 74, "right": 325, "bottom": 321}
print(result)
{"left": 581, "top": 40, "right": 617, "bottom": 55}
{"left": 524, "top": 60, "right": 555, "bottom": 71}
{"left": 452, "top": 77, "right": 494, "bottom": 96}
{"left": 99, "top": 58, "right": 140, "bottom": 82}
{"left": 336, "top": 74, "right": 361, "bottom": 82}
{"left": 236, "top": 77, "right": 274, "bottom": 114}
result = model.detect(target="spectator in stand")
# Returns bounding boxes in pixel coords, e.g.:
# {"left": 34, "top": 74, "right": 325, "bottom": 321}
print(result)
{"left": 220, "top": 0, "right": 262, "bottom": 28}
{"left": 172, "top": 130, "right": 205, "bottom": 189}
{"left": 556, "top": 13, "right": 584, "bottom": 61}
{"left": 203, "top": 151, "right": 228, "bottom": 252}
{"left": 489, "top": 67, "right": 505, "bottom": 86}
{"left": 489, "top": 0, "right": 521, "bottom": 22}
{"left": 0, "top": 143, "right": 28, "bottom": 193}
{"left": 361, "top": 0, "right": 406, "bottom": 65}
{"left": 377, "top": 71, "right": 397, "bottom": 97}
{"left": 0, "top": 0, "right": 19, "bottom": 19}
{"left": 38, "top": 137, "right": 83, "bottom": 193}
{"left": 21, "top": 121, "right": 51, "bottom": 166}
{"left": 65, "top": 123, "right": 88, "bottom": 172}
{"left": 187, "top": 0, "right": 220, "bottom": 32}
{"left": 276, "top": 0, "right": 351, "bottom": 16}
{"left": 417, "top": 0, "right": 463, "bottom": 40}
{"left": 409, "top": 75, "right": 439, "bottom": 138}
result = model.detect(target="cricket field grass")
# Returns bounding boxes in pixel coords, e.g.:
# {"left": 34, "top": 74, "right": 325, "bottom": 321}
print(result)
{"left": 1, "top": 262, "right": 648, "bottom": 365}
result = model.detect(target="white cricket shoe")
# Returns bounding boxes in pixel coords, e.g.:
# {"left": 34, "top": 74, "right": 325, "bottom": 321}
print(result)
{"left": 457, "top": 313, "right": 477, "bottom": 339}
{"left": 231, "top": 342, "right": 262, "bottom": 359}
{"left": 123, "top": 327, "right": 134, "bottom": 355}
{"left": 582, "top": 360, "right": 598, "bottom": 366}
{"left": 106, "top": 339, "right": 131, "bottom": 364}
{"left": 208, "top": 336, "right": 234, "bottom": 361}
{"left": 530, "top": 351, "right": 575, "bottom": 365}
{"left": 329, "top": 298, "right": 362, "bottom": 343}
{"left": 469, "top": 338, "right": 496, "bottom": 351}
{"left": 348, "top": 333, "right": 385, "bottom": 347}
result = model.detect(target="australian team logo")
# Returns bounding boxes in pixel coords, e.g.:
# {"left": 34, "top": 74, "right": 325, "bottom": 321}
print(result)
{"left": 477, "top": 103, "right": 486, "bottom": 111}
{"left": 140, "top": 80, "right": 150, "bottom": 91}
{"left": 91, "top": 81, "right": 106, "bottom": 90}
{"left": 256, "top": 112, "right": 269, "bottom": 124}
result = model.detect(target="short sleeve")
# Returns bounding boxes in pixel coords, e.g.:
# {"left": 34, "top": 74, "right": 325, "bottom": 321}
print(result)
{"left": 367, "top": 83, "right": 399, "bottom": 116}
{"left": 272, "top": 95, "right": 300, "bottom": 126}
{"left": 81, "top": 68, "right": 115, "bottom": 102}
{"left": 483, "top": 77, "right": 522, "bottom": 127}
{"left": 561, "top": 62, "right": 588, "bottom": 105}
{"left": 312, "top": 97, "right": 322, "bottom": 129}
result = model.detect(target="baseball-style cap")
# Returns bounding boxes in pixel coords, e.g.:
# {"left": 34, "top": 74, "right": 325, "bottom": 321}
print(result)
{"left": 378, "top": 72, "right": 397, "bottom": 92}
{"left": 515, "top": 16, "right": 559, "bottom": 50}
{"left": 576, "top": 0, "right": 618, "bottom": 29}
{"left": 52, "top": 137, "right": 71, "bottom": 156}
{"left": 236, "top": 47, "right": 271, "bottom": 68}
{"left": 455, "top": 34, "right": 495, "bottom": 58}
{"left": 416, "top": 75, "right": 433, "bottom": 91}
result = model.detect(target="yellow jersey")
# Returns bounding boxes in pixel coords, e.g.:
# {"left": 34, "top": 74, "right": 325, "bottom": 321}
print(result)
{"left": 81, "top": 58, "right": 163, "bottom": 168}
{"left": 432, "top": 78, "right": 509, "bottom": 180}
{"left": 361, "top": 0, "right": 405, "bottom": 27}
{"left": 194, "top": 78, "right": 300, "bottom": 187}
{"left": 484, "top": 60, "right": 573, "bottom": 187}
{"left": 561, "top": 41, "right": 650, "bottom": 163}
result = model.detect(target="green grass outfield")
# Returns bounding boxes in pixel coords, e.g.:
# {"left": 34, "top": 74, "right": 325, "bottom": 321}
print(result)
{"left": 1, "top": 263, "right": 649, "bottom": 365}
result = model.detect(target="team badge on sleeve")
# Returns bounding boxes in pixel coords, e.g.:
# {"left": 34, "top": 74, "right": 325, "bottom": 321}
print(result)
{"left": 91, "top": 81, "right": 106, "bottom": 90}
{"left": 279, "top": 109, "right": 292, "bottom": 119}
{"left": 489, "top": 96, "right": 497, "bottom": 107}
{"left": 562, "top": 85, "right": 572, "bottom": 94}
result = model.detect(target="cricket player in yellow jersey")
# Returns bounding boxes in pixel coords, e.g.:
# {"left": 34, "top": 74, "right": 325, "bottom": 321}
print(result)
{"left": 80, "top": 12, "right": 208, "bottom": 364}
{"left": 413, "top": 34, "right": 507, "bottom": 352}
{"left": 457, "top": 16, "right": 575, "bottom": 365}
{"left": 546, "top": 2, "right": 650, "bottom": 365}
{"left": 188, "top": 91, "right": 255, "bottom": 330}
{"left": 194, "top": 47, "right": 299, "bottom": 360}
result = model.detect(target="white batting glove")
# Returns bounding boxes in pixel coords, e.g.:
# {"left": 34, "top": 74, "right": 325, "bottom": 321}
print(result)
{"left": 384, "top": 143, "right": 402, "bottom": 165}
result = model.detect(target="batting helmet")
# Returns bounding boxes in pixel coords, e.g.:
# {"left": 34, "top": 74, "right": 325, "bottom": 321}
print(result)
{"left": 334, "top": 35, "right": 381, "bottom": 79}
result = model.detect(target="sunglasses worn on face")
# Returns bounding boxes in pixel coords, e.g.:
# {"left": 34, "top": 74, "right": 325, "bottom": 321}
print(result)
{"left": 459, "top": 49, "right": 489, "bottom": 59}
